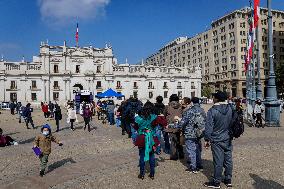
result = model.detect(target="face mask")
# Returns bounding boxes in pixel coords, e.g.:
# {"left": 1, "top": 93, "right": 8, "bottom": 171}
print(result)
{"left": 42, "top": 131, "right": 49, "bottom": 136}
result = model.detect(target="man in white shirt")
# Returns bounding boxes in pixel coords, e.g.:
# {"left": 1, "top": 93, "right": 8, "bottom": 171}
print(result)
{"left": 254, "top": 99, "right": 264, "bottom": 128}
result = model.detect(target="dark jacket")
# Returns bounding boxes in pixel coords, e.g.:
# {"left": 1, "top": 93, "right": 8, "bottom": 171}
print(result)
{"left": 175, "top": 104, "right": 206, "bottom": 139}
{"left": 164, "top": 101, "right": 183, "bottom": 124}
{"left": 83, "top": 108, "right": 92, "bottom": 118}
{"left": 154, "top": 102, "right": 165, "bottom": 115}
{"left": 204, "top": 103, "right": 232, "bottom": 142}
{"left": 54, "top": 108, "right": 62, "bottom": 120}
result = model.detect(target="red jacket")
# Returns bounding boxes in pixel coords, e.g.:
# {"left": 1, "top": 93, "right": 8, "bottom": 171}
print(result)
{"left": 42, "top": 105, "right": 49, "bottom": 113}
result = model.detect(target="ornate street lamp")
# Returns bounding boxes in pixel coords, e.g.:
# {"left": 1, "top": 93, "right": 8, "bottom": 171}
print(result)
{"left": 264, "top": 0, "right": 281, "bottom": 127}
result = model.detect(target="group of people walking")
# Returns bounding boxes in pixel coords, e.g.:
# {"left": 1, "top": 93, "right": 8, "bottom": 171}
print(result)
{"left": 4, "top": 90, "right": 245, "bottom": 188}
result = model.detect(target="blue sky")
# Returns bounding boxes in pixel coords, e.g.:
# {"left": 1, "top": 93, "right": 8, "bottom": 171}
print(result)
{"left": 0, "top": 0, "right": 283, "bottom": 63}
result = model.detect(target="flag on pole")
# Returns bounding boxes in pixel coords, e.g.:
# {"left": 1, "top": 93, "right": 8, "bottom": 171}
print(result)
{"left": 245, "top": 10, "right": 256, "bottom": 72}
{"left": 254, "top": 0, "right": 260, "bottom": 27}
{"left": 75, "top": 23, "right": 79, "bottom": 46}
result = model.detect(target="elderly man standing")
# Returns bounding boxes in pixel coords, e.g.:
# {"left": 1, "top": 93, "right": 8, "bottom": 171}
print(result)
{"left": 204, "top": 91, "right": 233, "bottom": 189}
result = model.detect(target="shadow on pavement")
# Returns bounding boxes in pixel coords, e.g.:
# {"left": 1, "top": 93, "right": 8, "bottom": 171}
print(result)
{"left": 250, "top": 173, "right": 284, "bottom": 189}
{"left": 19, "top": 137, "right": 35, "bottom": 144}
{"left": 179, "top": 157, "right": 213, "bottom": 181}
{"left": 5, "top": 131, "right": 20, "bottom": 136}
{"left": 46, "top": 158, "right": 76, "bottom": 174}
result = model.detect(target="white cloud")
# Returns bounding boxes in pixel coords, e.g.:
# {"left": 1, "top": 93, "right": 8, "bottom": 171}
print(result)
{"left": 38, "top": 0, "right": 110, "bottom": 24}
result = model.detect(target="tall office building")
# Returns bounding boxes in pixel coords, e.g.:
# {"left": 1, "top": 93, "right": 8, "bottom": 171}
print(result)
{"left": 146, "top": 7, "right": 284, "bottom": 98}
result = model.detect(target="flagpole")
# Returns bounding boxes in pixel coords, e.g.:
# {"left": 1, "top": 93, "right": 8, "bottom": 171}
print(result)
{"left": 250, "top": 1, "right": 256, "bottom": 108}
{"left": 256, "top": 24, "right": 262, "bottom": 99}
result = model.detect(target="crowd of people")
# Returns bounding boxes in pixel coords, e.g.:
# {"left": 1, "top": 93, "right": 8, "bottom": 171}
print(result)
{"left": 111, "top": 91, "right": 244, "bottom": 188}
{"left": 2, "top": 91, "right": 252, "bottom": 188}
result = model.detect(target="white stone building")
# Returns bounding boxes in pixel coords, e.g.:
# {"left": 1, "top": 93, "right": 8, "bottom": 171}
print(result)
{"left": 0, "top": 42, "right": 202, "bottom": 105}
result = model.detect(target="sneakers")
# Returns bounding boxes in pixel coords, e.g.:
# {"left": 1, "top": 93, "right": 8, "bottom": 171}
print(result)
{"left": 185, "top": 168, "right": 199, "bottom": 174}
{"left": 39, "top": 170, "right": 45, "bottom": 177}
{"left": 223, "top": 179, "right": 233, "bottom": 187}
{"left": 138, "top": 174, "right": 144, "bottom": 180}
{"left": 149, "top": 174, "right": 154, "bottom": 180}
{"left": 204, "top": 181, "right": 221, "bottom": 189}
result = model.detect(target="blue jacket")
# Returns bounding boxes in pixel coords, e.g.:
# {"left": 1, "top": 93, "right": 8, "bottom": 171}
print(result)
{"left": 204, "top": 103, "right": 232, "bottom": 142}
{"left": 174, "top": 104, "right": 206, "bottom": 139}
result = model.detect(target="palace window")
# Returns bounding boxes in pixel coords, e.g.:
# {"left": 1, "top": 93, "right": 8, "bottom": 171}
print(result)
{"left": 116, "top": 81, "right": 121, "bottom": 89}
{"left": 133, "top": 91, "right": 138, "bottom": 99}
{"left": 32, "top": 81, "right": 37, "bottom": 88}
{"left": 54, "top": 65, "right": 59, "bottom": 73}
{"left": 97, "top": 65, "right": 101, "bottom": 73}
{"left": 10, "top": 81, "right": 16, "bottom": 89}
{"left": 31, "top": 93, "right": 37, "bottom": 101}
{"left": 148, "top": 82, "right": 153, "bottom": 89}
{"left": 164, "top": 91, "right": 168, "bottom": 98}
{"left": 76, "top": 65, "right": 80, "bottom": 73}
{"left": 10, "top": 93, "right": 17, "bottom": 101}
{"left": 96, "top": 81, "right": 102, "bottom": 88}
{"left": 53, "top": 92, "right": 59, "bottom": 101}
{"left": 149, "top": 92, "right": 153, "bottom": 99}
{"left": 134, "top": 82, "right": 138, "bottom": 88}
{"left": 178, "top": 91, "right": 182, "bottom": 98}
{"left": 54, "top": 81, "right": 59, "bottom": 89}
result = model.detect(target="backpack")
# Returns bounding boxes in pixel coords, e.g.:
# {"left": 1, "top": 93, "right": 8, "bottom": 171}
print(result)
{"left": 193, "top": 112, "right": 205, "bottom": 138}
{"left": 229, "top": 105, "right": 244, "bottom": 139}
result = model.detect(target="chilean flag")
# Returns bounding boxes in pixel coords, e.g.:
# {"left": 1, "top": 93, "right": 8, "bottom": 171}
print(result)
{"left": 75, "top": 23, "right": 79, "bottom": 46}
{"left": 254, "top": 0, "right": 260, "bottom": 27}
{"left": 245, "top": 18, "right": 255, "bottom": 72}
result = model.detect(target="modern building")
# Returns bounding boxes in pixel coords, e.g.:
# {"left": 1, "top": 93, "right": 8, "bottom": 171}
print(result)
{"left": 0, "top": 42, "right": 202, "bottom": 105}
{"left": 146, "top": 7, "right": 284, "bottom": 98}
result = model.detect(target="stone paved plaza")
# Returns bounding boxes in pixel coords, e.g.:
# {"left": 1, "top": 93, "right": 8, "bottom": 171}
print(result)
{"left": 0, "top": 105, "right": 284, "bottom": 189}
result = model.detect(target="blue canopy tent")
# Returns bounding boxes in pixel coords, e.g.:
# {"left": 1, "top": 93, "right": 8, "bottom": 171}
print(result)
{"left": 95, "top": 88, "right": 125, "bottom": 98}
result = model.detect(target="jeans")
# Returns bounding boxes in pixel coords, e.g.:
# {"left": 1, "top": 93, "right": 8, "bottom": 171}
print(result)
{"left": 162, "top": 131, "right": 170, "bottom": 153}
{"left": 116, "top": 117, "right": 121, "bottom": 128}
{"left": 139, "top": 148, "right": 155, "bottom": 176}
{"left": 108, "top": 113, "right": 115, "bottom": 125}
{"left": 155, "top": 125, "right": 162, "bottom": 153}
{"left": 131, "top": 126, "right": 138, "bottom": 143}
{"left": 40, "top": 154, "right": 49, "bottom": 172}
{"left": 185, "top": 139, "right": 202, "bottom": 170}
{"left": 211, "top": 140, "right": 233, "bottom": 184}
{"left": 25, "top": 117, "right": 35, "bottom": 128}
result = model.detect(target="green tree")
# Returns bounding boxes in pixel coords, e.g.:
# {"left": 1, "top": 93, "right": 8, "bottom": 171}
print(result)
{"left": 201, "top": 84, "right": 213, "bottom": 98}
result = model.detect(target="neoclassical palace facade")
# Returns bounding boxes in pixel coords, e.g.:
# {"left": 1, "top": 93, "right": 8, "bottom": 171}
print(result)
{"left": 0, "top": 42, "right": 202, "bottom": 105}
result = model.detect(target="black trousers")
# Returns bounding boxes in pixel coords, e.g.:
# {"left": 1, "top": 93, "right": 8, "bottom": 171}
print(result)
{"left": 56, "top": 119, "right": 60, "bottom": 131}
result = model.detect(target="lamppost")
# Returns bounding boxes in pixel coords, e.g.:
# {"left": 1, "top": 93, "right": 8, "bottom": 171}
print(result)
{"left": 264, "top": 0, "right": 281, "bottom": 127}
